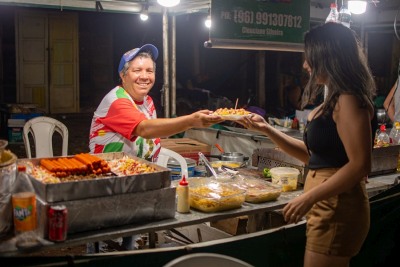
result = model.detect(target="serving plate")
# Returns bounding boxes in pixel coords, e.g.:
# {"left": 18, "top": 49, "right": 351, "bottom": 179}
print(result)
{"left": 219, "top": 114, "right": 251, "bottom": 121}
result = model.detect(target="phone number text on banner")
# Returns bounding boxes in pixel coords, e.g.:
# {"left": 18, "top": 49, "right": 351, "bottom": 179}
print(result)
{"left": 210, "top": 0, "right": 310, "bottom": 44}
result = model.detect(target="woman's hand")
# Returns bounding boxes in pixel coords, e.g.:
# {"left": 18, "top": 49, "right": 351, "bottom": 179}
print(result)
{"left": 237, "top": 113, "right": 268, "bottom": 133}
{"left": 282, "top": 193, "right": 313, "bottom": 224}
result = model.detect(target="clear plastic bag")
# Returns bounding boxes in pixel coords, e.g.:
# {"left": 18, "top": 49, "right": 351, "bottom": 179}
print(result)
{"left": 0, "top": 150, "right": 17, "bottom": 237}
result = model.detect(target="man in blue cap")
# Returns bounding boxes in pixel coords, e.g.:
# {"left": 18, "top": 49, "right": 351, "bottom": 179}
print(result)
{"left": 89, "top": 44, "right": 222, "bottom": 161}
{"left": 88, "top": 44, "right": 223, "bottom": 251}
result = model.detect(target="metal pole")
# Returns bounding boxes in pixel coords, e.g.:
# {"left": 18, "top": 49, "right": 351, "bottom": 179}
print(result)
{"left": 162, "top": 7, "right": 170, "bottom": 118}
{"left": 258, "top": 51, "right": 266, "bottom": 108}
{"left": 171, "top": 15, "right": 176, "bottom": 116}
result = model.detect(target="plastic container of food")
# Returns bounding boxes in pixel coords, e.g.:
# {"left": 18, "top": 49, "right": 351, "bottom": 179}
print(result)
{"left": 206, "top": 161, "right": 242, "bottom": 177}
{"left": 229, "top": 178, "right": 282, "bottom": 203}
{"left": 210, "top": 161, "right": 242, "bottom": 169}
{"left": 189, "top": 181, "right": 246, "bottom": 212}
{"left": 269, "top": 167, "right": 300, "bottom": 192}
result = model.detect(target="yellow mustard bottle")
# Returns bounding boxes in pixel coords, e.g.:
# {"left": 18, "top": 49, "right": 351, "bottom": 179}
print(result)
{"left": 176, "top": 175, "right": 190, "bottom": 213}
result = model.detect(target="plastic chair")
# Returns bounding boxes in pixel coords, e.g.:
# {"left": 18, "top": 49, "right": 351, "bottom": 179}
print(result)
{"left": 156, "top": 147, "right": 188, "bottom": 179}
{"left": 23, "top": 116, "right": 69, "bottom": 158}
{"left": 163, "top": 253, "right": 254, "bottom": 267}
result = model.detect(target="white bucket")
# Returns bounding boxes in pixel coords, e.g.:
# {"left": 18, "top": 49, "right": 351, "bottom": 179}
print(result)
{"left": 167, "top": 158, "right": 196, "bottom": 181}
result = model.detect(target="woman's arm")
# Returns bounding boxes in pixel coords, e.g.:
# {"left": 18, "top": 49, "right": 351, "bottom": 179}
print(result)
{"left": 241, "top": 114, "right": 309, "bottom": 164}
{"left": 383, "top": 79, "right": 398, "bottom": 122}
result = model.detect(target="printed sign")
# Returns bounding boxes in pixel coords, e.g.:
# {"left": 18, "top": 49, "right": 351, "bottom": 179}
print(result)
{"left": 209, "top": 0, "right": 310, "bottom": 50}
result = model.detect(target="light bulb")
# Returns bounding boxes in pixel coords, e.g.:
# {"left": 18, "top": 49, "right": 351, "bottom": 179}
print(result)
{"left": 205, "top": 15, "right": 211, "bottom": 28}
{"left": 157, "top": 0, "right": 180, "bottom": 8}
{"left": 348, "top": 1, "right": 367, "bottom": 15}
{"left": 140, "top": 13, "right": 149, "bottom": 21}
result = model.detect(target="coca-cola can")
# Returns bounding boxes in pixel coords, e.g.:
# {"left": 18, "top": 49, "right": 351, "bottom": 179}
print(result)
{"left": 48, "top": 205, "right": 68, "bottom": 242}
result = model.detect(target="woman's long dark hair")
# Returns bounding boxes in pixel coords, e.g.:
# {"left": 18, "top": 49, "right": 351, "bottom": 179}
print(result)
{"left": 301, "top": 22, "right": 376, "bottom": 115}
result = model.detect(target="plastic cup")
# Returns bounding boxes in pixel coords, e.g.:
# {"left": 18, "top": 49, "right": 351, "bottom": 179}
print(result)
{"left": 0, "top": 139, "right": 8, "bottom": 158}
{"left": 270, "top": 167, "right": 300, "bottom": 192}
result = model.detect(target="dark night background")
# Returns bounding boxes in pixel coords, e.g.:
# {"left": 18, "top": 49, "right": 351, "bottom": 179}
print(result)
{"left": 0, "top": 5, "right": 398, "bottom": 118}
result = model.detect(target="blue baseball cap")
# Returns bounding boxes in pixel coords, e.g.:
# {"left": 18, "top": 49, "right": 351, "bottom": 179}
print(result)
{"left": 118, "top": 44, "right": 158, "bottom": 73}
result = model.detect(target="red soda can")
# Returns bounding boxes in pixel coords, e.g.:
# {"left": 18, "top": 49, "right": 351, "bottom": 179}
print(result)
{"left": 48, "top": 205, "right": 68, "bottom": 242}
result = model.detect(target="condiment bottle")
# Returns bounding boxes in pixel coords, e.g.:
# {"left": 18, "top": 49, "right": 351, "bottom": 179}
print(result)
{"left": 389, "top": 122, "right": 400, "bottom": 144}
{"left": 338, "top": 4, "right": 351, "bottom": 28}
{"left": 375, "top": 124, "right": 390, "bottom": 147}
{"left": 325, "top": 3, "right": 339, "bottom": 23}
{"left": 291, "top": 117, "right": 299, "bottom": 129}
{"left": 176, "top": 175, "right": 190, "bottom": 213}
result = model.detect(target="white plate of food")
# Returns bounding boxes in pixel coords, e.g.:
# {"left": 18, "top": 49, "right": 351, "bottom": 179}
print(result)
{"left": 213, "top": 108, "right": 251, "bottom": 121}
{"left": 219, "top": 114, "right": 251, "bottom": 121}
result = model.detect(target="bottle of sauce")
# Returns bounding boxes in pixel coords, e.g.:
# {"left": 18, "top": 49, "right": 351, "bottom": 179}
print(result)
{"left": 375, "top": 124, "right": 390, "bottom": 147}
{"left": 176, "top": 175, "right": 190, "bottom": 213}
{"left": 325, "top": 3, "right": 339, "bottom": 23}
{"left": 389, "top": 122, "right": 400, "bottom": 144}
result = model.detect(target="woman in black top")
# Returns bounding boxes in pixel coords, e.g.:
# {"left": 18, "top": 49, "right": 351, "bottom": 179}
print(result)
{"left": 240, "top": 23, "right": 376, "bottom": 267}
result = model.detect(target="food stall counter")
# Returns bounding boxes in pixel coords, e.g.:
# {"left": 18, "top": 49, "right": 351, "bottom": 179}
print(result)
{"left": 0, "top": 172, "right": 397, "bottom": 256}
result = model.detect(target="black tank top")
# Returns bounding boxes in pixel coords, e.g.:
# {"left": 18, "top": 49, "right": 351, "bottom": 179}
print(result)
{"left": 304, "top": 110, "right": 377, "bottom": 169}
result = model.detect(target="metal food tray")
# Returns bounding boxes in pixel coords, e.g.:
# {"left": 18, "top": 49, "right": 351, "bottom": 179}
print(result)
{"left": 370, "top": 145, "right": 400, "bottom": 177}
{"left": 36, "top": 187, "right": 176, "bottom": 235}
{"left": 252, "top": 148, "right": 307, "bottom": 185}
{"left": 18, "top": 152, "right": 171, "bottom": 203}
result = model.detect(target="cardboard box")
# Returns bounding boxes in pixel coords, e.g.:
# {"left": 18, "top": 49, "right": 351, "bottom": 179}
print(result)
{"left": 210, "top": 211, "right": 287, "bottom": 235}
{"left": 160, "top": 223, "right": 232, "bottom": 246}
{"left": 161, "top": 138, "right": 211, "bottom": 153}
{"left": 161, "top": 138, "right": 211, "bottom": 163}
{"left": 210, "top": 216, "right": 248, "bottom": 235}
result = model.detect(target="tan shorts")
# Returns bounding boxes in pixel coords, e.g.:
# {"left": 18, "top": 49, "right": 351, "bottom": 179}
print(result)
{"left": 304, "top": 168, "right": 370, "bottom": 257}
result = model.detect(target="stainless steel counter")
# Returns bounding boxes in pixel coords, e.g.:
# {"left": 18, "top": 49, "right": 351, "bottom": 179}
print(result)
{"left": 0, "top": 172, "right": 398, "bottom": 256}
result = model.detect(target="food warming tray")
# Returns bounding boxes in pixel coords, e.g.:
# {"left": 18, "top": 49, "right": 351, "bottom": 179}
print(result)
{"left": 36, "top": 187, "right": 176, "bottom": 235}
{"left": 18, "top": 152, "right": 171, "bottom": 202}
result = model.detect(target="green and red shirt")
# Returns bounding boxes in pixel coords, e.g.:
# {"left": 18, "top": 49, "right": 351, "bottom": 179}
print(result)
{"left": 89, "top": 86, "right": 161, "bottom": 161}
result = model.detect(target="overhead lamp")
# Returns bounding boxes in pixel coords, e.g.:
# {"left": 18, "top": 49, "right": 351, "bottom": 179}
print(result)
{"left": 205, "top": 6, "right": 211, "bottom": 28}
{"left": 348, "top": 1, "right": 367, "bottom": 14}
{"left": 157, "top": 0, "right": 180, "bottom": 8}
{"left": 140, "top": 4, "right": 149, "bottom": 21}
{"left": 205, "top": 15, "right": 211, "bottom": 28}
{"left": 140, "top": 11, "right": 149, "bottom": 21}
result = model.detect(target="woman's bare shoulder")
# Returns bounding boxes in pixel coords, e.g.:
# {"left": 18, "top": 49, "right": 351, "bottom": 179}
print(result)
{"left": 335, "top": 94, "right": 374, "bottom": 118}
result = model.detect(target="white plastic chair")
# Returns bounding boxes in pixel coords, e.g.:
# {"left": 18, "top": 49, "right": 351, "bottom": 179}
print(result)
{"left": 23, "top": 116, "right": 69, "bottom": 158}
{"left": 163, "top": 253, "right": 254, "bottom": 267}
{"left": 156, "top": 147, "right": 189, "bottom": 179}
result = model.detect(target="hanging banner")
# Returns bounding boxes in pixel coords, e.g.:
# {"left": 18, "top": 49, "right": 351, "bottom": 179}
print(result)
{"left": 207, "top": 0, "right": 310, "bottom": 51}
